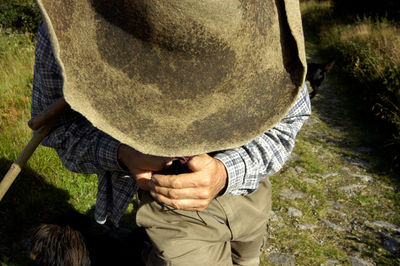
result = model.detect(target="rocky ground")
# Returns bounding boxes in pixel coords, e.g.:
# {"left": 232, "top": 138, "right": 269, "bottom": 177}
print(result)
{"left": 260, "top": 76, "right": 400, "bottom": 265}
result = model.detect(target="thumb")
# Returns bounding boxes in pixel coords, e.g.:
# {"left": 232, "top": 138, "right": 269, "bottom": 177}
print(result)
{"left": 134, "top": 170, "right": 152, "bottom": 180}
{"left": 186, "top": 154, "right": 212, "bottom": 172}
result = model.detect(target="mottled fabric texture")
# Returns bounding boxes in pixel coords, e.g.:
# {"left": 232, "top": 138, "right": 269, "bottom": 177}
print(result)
{"left": 35, "top": 0, "right": 307, "bottom": 156}
{"left": 32, "top": 22, "right": 311, "bottom": 225}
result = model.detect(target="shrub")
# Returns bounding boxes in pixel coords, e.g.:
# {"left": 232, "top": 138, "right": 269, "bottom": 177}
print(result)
{"left": 322, "top": 18, "right": 400, "bottom": 165}
{"left": 0, "top": 0, "right": 41, "bottom": 33}
{"left": 331, "top": 0, "right": 400, "bottom": 21}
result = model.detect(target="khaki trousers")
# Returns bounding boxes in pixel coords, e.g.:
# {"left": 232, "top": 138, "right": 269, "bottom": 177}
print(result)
{"left": 136, "top": 178, "right": 272, "bottom": 266}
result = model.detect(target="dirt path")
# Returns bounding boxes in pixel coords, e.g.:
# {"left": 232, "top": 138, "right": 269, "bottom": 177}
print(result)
{"left": 260, "top": 74, "right": 400, "bottom": 265}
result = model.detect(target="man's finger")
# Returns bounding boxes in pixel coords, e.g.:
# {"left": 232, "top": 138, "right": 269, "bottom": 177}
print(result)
{"left": 186, "top": 154, "right": 212, "bottom": 172}
{"left": 152, "top": 172, "right": 211, "bottom": 189}
{"left": 150, "top": 191, "right": 209, "bottom": 211}
{"left": 151, "top": 186, "right": 210, "bottom": 200}
{"left": 136, "top": 153, "right": 173, "bottom": 171}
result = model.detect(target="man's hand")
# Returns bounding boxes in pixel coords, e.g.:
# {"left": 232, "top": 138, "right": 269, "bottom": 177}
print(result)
{"left": 117, "top": 144, "right": 172, "bottom": 191}
{"left": 149, "top": 154, "right": 228, "bottom": 211}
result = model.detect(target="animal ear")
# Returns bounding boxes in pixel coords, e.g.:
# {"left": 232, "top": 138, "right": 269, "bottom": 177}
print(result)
{"left": 325, "top": 60, "right": 335, "bottom": 71}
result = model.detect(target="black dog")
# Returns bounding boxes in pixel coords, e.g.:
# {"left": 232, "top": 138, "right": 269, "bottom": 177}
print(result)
{"left": 306, "top": 60, "right": 335, "bottom": 99}
{"left": 26, "top": 210, "right": 148, "bottom": 266}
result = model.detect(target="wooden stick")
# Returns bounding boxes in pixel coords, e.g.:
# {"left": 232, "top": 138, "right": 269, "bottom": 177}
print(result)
{"left": 0, "top": 98, "right": 68, "bottom": 201}
{"left": 28, "top": 98, "right": 68, "bottom": 130}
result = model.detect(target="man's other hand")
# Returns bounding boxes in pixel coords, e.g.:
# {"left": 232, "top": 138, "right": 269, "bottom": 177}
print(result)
{"left": 150, "top": 154, "right": 228, "bottom": 211}
{"left": 117, "top": 144, "right": 173, "bottom": 191}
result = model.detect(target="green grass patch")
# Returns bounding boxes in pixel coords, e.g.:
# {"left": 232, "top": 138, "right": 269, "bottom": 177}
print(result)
{"left": 0, "top": 29, "right": 98, "bottom": 265}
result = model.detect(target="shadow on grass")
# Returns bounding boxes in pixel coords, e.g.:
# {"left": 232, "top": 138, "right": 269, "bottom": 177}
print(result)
{"left": 0, "top": 158, "right": 94, "bottom": 265}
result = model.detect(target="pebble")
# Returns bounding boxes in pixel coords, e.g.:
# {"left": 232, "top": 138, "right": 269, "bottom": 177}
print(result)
{"left": 303, "top": 178, "right": 317, "bottom": 184}
{"left": 317, "top": 172, "right": 339, "bottom": 179}
{"left": 266, "top": 253, "right": 296, "bottom": 266}
{"left": 280, "top": 189, "right": 307, "bottom": 200}
{"left": 321, "top": 218, "right": 345, "bottom": 232}
{"left": 350, "top": 173, "right": 373, "bottom": 182}
{"left": 287, "top": 207, "right": 303, "bottom": 218}
{"left": 350, "top": 256, "right": 375, "bottom": 266}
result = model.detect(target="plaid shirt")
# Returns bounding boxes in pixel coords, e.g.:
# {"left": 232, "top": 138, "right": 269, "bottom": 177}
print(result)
{"left": 32, "top": 21, "right": 311, "bottom": 226}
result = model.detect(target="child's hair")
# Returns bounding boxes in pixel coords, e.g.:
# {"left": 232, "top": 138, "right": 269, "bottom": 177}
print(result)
{"left": 27, "top": 223, "right": 91, "bottom": 266}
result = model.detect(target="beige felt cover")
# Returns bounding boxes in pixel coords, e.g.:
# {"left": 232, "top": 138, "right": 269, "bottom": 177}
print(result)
{"left": 36, "top": 0, "right": 306, "bottom": 156}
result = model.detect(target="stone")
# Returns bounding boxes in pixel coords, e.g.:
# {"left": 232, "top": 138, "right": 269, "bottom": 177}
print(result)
{"left": 327, "top": 201, "right": 344, "bottom": 209}
{"left": 310, "top": 198, "right": 319, "bottom": 207}
{"left": 321, "top": 218, "right": 345, "bottom": 232}
{"left": 303, "top": 178, "right": 317, "bottom": 184}
{"left": 266, "top": 253, "right": 296, "bottom": 266}
{"left": 344, "top": 158, "right": 374, "bottom": 169}
{"left": 352, "top": 147, "right": 374, "bottom": 153}
{"left": 287, "top": 167, "right": 298, "bottom": 176}
{"left": 269, "top": 211, "right": 279, "bottom": 222}
{"left": 365, "top": 221, "right": 400, "bottom": 233}
{"left": 287, "top": 152, "right": 302, "bottom": 163}
{"left": 338, "top": 184, "right": 366, "bottom": 196}
{"left": 340, "top": 166, "right": 351, "bottom": 172}
{"left": 350, "top": 174, "right": 373, "bottom": 182}
{"left": 326, "top": 258, "right": 340, "bottom": 266}
{"left": 350, "top": 256, "right": 375, "bottom": 266}
{"left": 317, "top": 172, "right": 339, "bottom": 179}
{"left": 280, "top": 189, "right": 307, "bottom": 200}
{"left": 383, "top": 236, "right": 400, "bottom": 254}
{"left": 382, "top": 185, "right": 395, "bottom": 191}
{"left": 384, "top": 211, "right": 396, "bottom": 217}
{"left": 295, "top": 166, "right": 306, "bottom": 173}
{"left": 296, "top": 223, "right": 318, "bottom": 231}
{"left": 332, "top": 126, "right": 346, "bottom": 131}
{"left": 305, "top": 118, "right": 319, "bottom": 126}
{"left": 327, "top": 208, "right": 347, "bottom": 217}
{"left": 287, "top": 207, "right": 303, "bottom": 218}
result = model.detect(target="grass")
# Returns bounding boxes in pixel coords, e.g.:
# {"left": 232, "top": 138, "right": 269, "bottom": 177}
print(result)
{"left": 0, "top": 28, "right": 100, "bottom": 265}
{"left": 1, "top": 2, "right": 400, "bottom": 265}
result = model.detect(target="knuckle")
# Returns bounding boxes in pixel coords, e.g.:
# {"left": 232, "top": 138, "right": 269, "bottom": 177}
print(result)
{"left": 171, "top": 201, "right": 181, "bottom": 210}
{"left": 200, "top": 175, "right": 212, "bottom": 186}
{"left": 167, "top": 189, "right": 177, "bottom": 199}
{"left": 172, "top": 178, "right": 182, "bottom": 189}
{"left": 198, "top": 203, "right": 208, "bottom": 212}
{"left": 200, "top": 190, "right": 210, "bottom": 199}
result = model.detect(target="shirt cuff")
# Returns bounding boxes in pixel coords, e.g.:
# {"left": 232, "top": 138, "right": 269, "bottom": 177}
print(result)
{"left": 214, "top": 150, "right": 246, "bottom": 195}
{"left": 96, "top": 134, "right": 126, "bottom": 172}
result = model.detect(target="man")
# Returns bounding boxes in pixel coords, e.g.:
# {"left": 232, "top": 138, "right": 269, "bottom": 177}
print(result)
{"left": 32, "top": 1, "right": 311, "bottom": 265}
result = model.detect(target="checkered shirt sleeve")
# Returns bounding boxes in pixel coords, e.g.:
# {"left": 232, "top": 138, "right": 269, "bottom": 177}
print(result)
{"left": 214, "top": 84, "right": 311, "bottom": 195}
{"left": 32, "top": 21, "right": 124, "bottom": 174}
